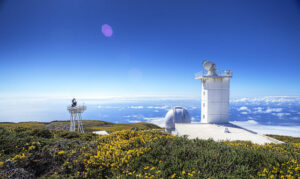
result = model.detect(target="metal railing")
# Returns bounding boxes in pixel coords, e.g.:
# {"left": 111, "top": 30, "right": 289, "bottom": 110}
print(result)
{"left": 194, "top": 70, "right": 232, "bottom": 78}
{"left": 67, "top": 105, "right": 87, "bottom": 113}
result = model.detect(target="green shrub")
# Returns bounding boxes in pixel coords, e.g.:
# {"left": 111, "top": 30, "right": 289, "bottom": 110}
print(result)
{"left": 56, "top": 130, "right": 80, "bottom": 139}
{"left": 30, "top": 129, "right": 53, "bottom": 139}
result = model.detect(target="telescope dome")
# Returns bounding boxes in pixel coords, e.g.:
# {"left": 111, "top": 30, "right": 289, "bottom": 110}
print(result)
{"left": 165, "top": 107, "right": 191, "bottom": 133}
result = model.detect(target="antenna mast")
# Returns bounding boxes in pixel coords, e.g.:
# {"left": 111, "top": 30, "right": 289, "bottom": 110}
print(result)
{"left": 67, "top": 98, "right": 86, "bottom": 133}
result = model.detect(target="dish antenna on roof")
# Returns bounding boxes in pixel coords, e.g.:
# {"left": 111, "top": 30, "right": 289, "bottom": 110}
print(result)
{"left": 202, "top": 60, "right": 217, "bottom": 76}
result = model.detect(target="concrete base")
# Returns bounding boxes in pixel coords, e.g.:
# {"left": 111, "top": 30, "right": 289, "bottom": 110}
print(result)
{"left": 174, "top": 123, "right": 283, "bottom": 145}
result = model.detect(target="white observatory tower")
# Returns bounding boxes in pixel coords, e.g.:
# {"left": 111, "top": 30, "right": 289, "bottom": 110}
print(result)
{"left": 195, "top": 60, "right": 232, "bottom": 123}
{"left": 67, "top": 98, "right": 86, "bottom": 133}
{"left": 174, "top": 61, "right": 282, "bottom": 144}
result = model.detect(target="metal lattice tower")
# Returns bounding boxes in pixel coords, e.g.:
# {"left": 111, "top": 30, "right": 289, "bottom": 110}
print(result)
{"left": 67, "top": 99, "right": 86, "bottom": 133}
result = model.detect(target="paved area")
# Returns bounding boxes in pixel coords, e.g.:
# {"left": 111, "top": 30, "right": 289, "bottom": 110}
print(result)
{"left": 174, "top": 123, "right": 283, "bottom": 145}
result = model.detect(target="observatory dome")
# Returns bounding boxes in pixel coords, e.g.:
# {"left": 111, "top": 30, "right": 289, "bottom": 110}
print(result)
{"left": 165, "top": 107, "right": 191, "bottom": 133}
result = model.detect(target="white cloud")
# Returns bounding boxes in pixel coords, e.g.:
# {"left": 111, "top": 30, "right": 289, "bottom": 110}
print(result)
{"left": 97, "top": 106, "right": 121, "bottom": 109}
{"left": 272, "top": 113, "right": 290, "bottom": 118}
{"left": 232, "top": 121, "right": 300, "bottom": 137}
{"left": 147, "top": 105, "right": 169, "bottom": 110}
{"left": 123, "top": 115, "right": 144, "bottom": 119}
{"left": 0, "top": 98, "right": 69, "bottom": 122}
{"left": 244, "top": 120, "right": 258, "bottom": 125}
{"left": 238, "top": 106, "right": 251, "bottom": 114}
{"left": 254, "top": 107, "right": 264, "bottom": 113}
{"left": 231, "top": 96, "right": 300, "bottom": 105}
{"left": 263, "top": 96, "right": 300, "bottom": 103}
{"left": 265, "top": 108, "right": 283, "bottom": 113}
{"left": 129, "top": 106, "right": 144, "bottom": 109}
{"left": 238, "top": 106, "right": 250, "bottom": 112}
{"left": 144, "top": 117, "right": 165, "bottom": 127}
{"left": 128, "top": 120, "right": 142, "bottom": 123}
{"left": 233, "top": 98, "right": 248, "bottom": 102}
{"left": 253, "top": 107, "right": 283, "bottom": 114}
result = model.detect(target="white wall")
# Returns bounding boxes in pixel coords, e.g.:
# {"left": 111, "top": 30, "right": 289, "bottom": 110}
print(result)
{"left": 201, "top": 77, "right": 230, "bottom": 123}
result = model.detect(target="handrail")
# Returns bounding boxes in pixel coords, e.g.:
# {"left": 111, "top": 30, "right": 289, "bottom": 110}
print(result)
{"left": 195, "top": 70, "right": 232, "bottom": 78}
{"left": 67, "top": 105, "right": 87, "bottom": 113}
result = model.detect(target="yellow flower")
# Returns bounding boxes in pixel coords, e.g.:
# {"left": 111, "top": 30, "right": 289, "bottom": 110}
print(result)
{"left": 28, "top": 145, "right": 36, "bottom": 151}
{"left": 150, "top": 167, "right": 155, "bottom": 170}
{"left": 182, "top": 171, "right": 186, "bottom": 175}
{"left": 136, "top": 173, "right": 142, "bottom": 177}
{"left": 171, "top": 173, "right": 176, "bottom": 178}
{"left": 58, "top": 151, "right": 65, "bottom": 155}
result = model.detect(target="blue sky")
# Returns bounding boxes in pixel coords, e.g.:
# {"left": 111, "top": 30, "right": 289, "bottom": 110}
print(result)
{"left": 0, "top": 0, "right": 300, "bottom": 98}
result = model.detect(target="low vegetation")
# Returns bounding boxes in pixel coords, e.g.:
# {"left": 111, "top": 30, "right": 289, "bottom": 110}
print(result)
{"left": 0, "top": 120, "right": 160, "bottom": 133}
{"left": 0, "top": 124, "right": 299, "bottom": 178}
{"left": 0, "top": 122, "right": 47, "bottom": 129}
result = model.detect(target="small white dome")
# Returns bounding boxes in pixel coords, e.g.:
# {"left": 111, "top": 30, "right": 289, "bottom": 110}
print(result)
{"left": 165, "top": 107, "right": 191, "bottom": 133}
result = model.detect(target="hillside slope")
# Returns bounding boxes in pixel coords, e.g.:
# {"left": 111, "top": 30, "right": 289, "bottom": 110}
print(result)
{"left": 0, "top": 127, "right": 299, "bottom": 178}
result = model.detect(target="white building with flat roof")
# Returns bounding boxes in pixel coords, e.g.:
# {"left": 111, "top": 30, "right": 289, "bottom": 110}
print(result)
{"left": 171, "top": 60, "right": 282, "bottom": 144}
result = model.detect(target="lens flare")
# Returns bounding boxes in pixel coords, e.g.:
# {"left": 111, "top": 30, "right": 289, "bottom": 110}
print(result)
{"left": 101, "top": 24, "right": 113, "bottom": 37}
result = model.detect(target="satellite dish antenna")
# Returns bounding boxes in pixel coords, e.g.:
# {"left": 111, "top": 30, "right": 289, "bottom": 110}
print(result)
{"left": 202, "top": 60, "right": 217, "bottom": 76}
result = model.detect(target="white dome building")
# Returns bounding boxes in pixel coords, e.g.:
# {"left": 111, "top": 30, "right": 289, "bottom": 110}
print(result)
{"left": 165, "top": 107, "right": 191, "bottom": 133}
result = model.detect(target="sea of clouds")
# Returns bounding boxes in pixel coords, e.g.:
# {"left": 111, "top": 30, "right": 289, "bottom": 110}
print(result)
{"left": 0, "top": 96, "right": 299, "bottom": 137}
